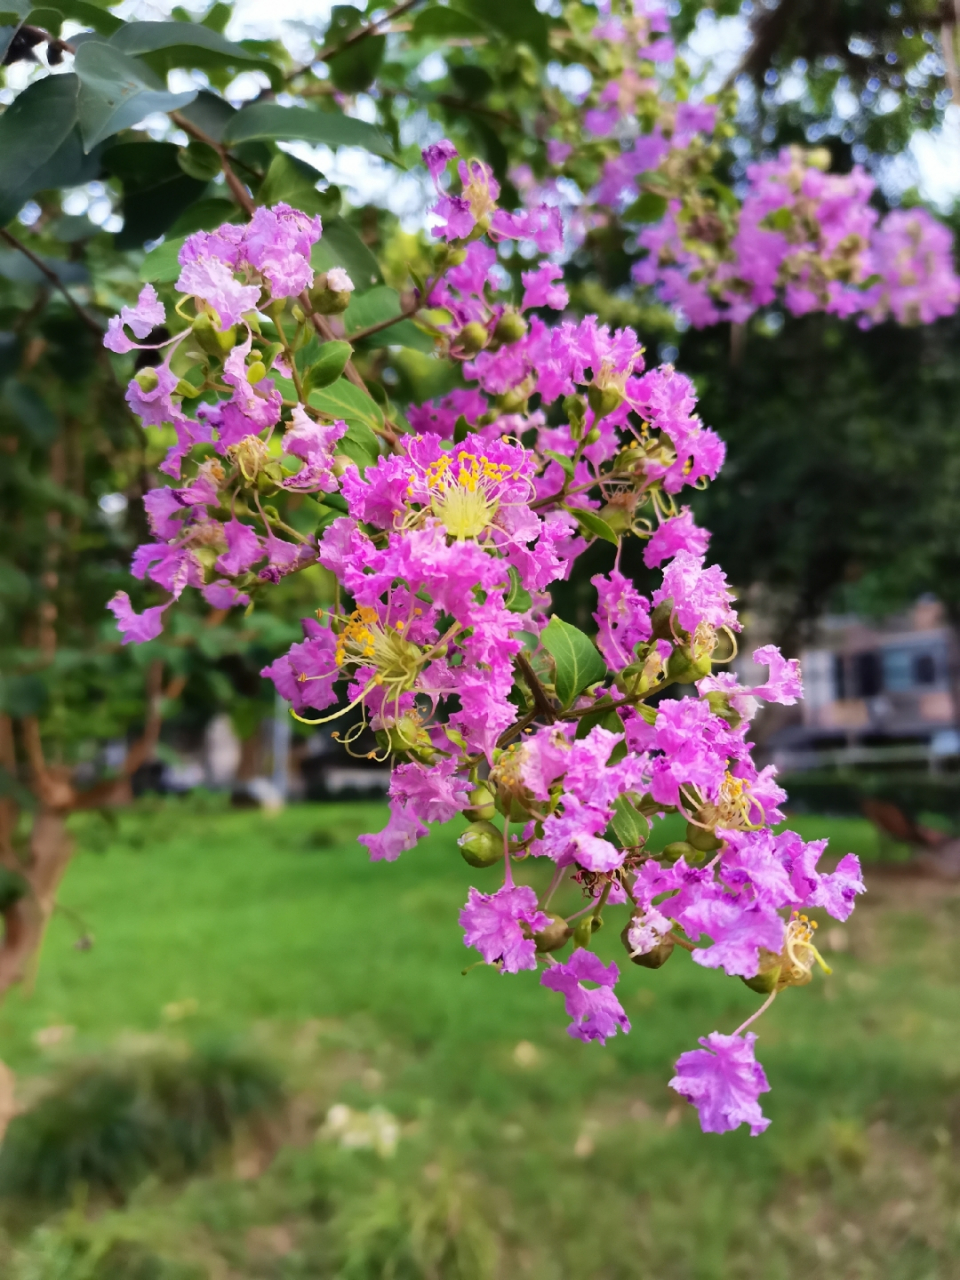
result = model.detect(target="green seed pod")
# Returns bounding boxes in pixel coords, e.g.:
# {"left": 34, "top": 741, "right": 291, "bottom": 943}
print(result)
{"left": 535, "top": 913, "right": 572, "bottom": 953}
{"left": 458, "top": 322, "right": 489, "bottom": 354}
{"left": 741, "top": 951, "right": 782, "bottom": 993}
{"left": 621, "top": 921, "right": 675, "bottom": 968}
{"left": 685, "top": 822, "right": 722, "bottom": 853}
{"left": 661, "top": 840, "right": 702, "bottom": 864}
{"left": 458, "top": 821, "right": 503, "bottom": 868}
{"left": 464, "top": 782, "right": 496, "bottom": 822}
{"left": 493, "top": 310, "right": 527, "bottom": 345}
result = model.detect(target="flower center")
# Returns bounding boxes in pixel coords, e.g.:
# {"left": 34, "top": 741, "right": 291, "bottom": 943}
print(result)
{"left": 335, "top": 607, "right": 423, "bottom": 688}
{"left": 421, "top": 450, "right": 513, "bottom": 540}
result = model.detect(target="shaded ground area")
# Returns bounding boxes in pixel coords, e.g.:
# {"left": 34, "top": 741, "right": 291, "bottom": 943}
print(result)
{"left": 0, "top": 796, "right": 958, "bottom": 1278}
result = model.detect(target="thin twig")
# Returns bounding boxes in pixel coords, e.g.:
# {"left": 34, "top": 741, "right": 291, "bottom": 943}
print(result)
{"left": 0, "top": 229, "right": 102, "bottom": 336}
{"left": 515, "top": 652, "right": 558, "bottom": 723}
{"left": 315, "top": 0, "right": 424, "bottom": 62}
{"left": 171, "top": 112, "right": 256, "bottom": 215}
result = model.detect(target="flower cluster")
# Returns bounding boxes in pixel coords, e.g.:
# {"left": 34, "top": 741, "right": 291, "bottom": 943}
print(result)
{"left": 106, "top": 140, "right": 867, "bottom": 1138}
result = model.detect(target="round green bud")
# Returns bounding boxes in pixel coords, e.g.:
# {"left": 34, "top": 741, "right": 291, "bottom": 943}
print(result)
{"left": 586, "top": 384, "right": 625, "bottom": 420}
{"left": 661, "top": 841, "right": 703, "bottom": 864}
{"left": 535, "top": 913, "right": 572, "bottom": 953}
{"left": 246, "top": 360, "right": 267, "bottom": 385}
{"left": 685, "top": 822, "right": 722, "bottom": 853}
{"left": 458, "top": 322, "right": 489, "bottom": 355}
{"left": 458, "top": 820, "right": 503, "bottom": 868}
{"left": 192, "top": 312, "right": 236, "bottom": 355}
{"left": 741, "top": 954, "right": 782, "bottom": 993}
{"left": 493, "top": 310, "right": 528, "bottom": 345}
{"left": 464, "top": 782, "right": 496, "bottom": 822}
{"left": 598, "top": 504, "right": 634, "bottom": 534}
{"left": 134, "top": 367, "right": 159, "bottom": 393}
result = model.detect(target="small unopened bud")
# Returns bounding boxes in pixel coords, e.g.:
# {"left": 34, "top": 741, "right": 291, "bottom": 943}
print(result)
{"left": 246, "top": 360, "right": 267, "bottom": 384}
{"left": 309, "top": 271, "right": 355, "bottom": 315}
{"left": 192, "top": 312, "right": 236, "bottom": 355}
{"left": 586, "top": 384, "right": 624, "bottom": 420}
{"left": 175, "top": 378, "right": 201, "bottom": 398}
{"left": 332, "top": 453, "right": 357, "bottom": 478}
{"left": 464, "top": 782, "right": 496, "bottom": 822}
{"left": 458, "top": 322, "right": 489, "bottom": 355}
{"left": 597, "top": 503, "right": 633, "bottom": 534}
{"left": 572, "top": 914, "right": 602, "bottom": 949}
{"left": 584, "top": 426, "right": 601, "bottom": 444}
{"left": 685, "top": 821, "right": 722, "bottom": 853}
{"left": 535, "top": 913, "right": 572, "bottom": 953}
{"left": 741, "top": 949, "right": 782, "bottom": 993}
{"left": 134, "top": 367, "right": 159, "bottom": 393}
{"left": 493, "top": 310, "right": 527, "bottom": 345}
{"left": 661, "top": 841, "right": 703, "bottom": 864}
{"left": 458, "top": 820, "right": 503, "bottom": 868}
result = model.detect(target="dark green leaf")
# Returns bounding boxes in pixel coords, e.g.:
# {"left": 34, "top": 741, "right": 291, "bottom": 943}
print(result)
{"left": 174, "top": 89, "right": 236, "bottom": 144}
{"left": 569, "top": 507, "right": 619, "bottom": 547}
{"left": 311, "top": 217, "right": 382, "bottom": 289}
{"left": 453, "top": 0, "right": 549, "bottom": 59}
{"left": 49, "top": 0, "right": 123, "bottom": 33}
{"left": 168, "top": 196, "right": 238, "bottom": 237}
{"left": 0, "top": 249, "right": 88, "bottom": 285}
{"left": 610, "top": 793, "right": 650, "bottom": 849}
{"left": 302, "top": 340, "right": 353, "bottom": 394}
{"left": 222, "top": 103, "right": 396, "bottom": 161}
{"left": 411, "top": 6, "right": 486, "bottom": 39}
{"left": 74, "top": 41, "right": 197, "bottom": 152}
{"left": 108, "top": 21, "right": 283, "bottom": 89}
{"left": 625, "top": 190, "right": 668, "bottom": 224}
{"left": 176, "top": 139, "right": 221, "bottom": 181}
{"left": 574, "top": 705, "right": 623, "bottom": 739}
{"left": 0, "top": 74, "right": 79, "bottom": 224}
{"left": 257, "top": 152, "right": 340, "bottom": 218}
{"left": 118, "top": 173, "right": 208, "bottom": 249}
{"left": 450, "top": 64, "right": 493, "bottom": 101}
{"left": 328, "top": 34, "right": 385, "bottom": 94}
{"left": 3, "top": 381, "right": 58, "bottom": 444}
{"left": 543, "top": 449, "right": 574, "bottom": 477}
{"left": 541, "top": 616, "right": 607, "bottom": 708}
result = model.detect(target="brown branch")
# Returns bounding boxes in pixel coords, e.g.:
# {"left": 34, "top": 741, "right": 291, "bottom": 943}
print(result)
{"left": 515, "top": 652, "right": 558, "bottom": 723}
{"left": 315, "top": 0, "right": 424, "bottom": 62}
{"left": 171, "top": 112, "right": 256, "bottom": 216}
{"left": 0, "top": 228, "right": 102, "bottom": 336}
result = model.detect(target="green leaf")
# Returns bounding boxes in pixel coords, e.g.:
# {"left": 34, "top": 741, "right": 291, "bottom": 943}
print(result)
{"left": 168, "top": 196, "right": 238, "bottom": 237}
{"left": 311, "top": 216, "right": 382, "bottom": 290}
{"left": 342, "top": 284, "right": 402, "bottom": 335}
{"left": 47, "top": 0, "right": 123, "bottom": 34}
{"left": 140, "top": 235, "right": 187, "bottom": 283}
{"left": 625, "top": 190, "right": 668, "bottom": 224}
{"left": 302, "top": 340, "right": 353, "bottom": 394}
{"left": 568, "top": 507, "right": 619, "bottom": 547}
{"left": 74, "top": 41, "right": 198, "bottom": 152}
{"left": 541, "top": 616, "right": 607, "bottom": 708}
{"left": 505, "top": 566, "right": 532, "bottom": 614}
{"left": 610, "top": 793, "right": 650, "bottom": 850}
{"left": 257, "top": 152, "right": 340, "bottom": 218}
{"left": 0, "top": 672, "right": 49, "bottom": 717}
{"left": 765, "top": 206, "right": 793, "bottom": 232}
{"left": 108, "top": 20, "right": 283, "bottom": 89}
{"left": 574, "top": 705, "right": 623, "bottom": 740}
{"left": 0, "top": 74, "right": 79, "bottom": 224}
{"left": 308, "top": 376, "right": 384, "bottom": 437}
{"left": 174, "top": 89, "right": 235, "bottom": 144}
{"left": 452, "top": 0, "right": 549, "bottom": 59}
{"left": 543, "top": 449, "right": 574, "bottom": 477}
{"left": 328, "top": 34, "right": 385, "bottom": 94}
{"left": 222, "top": 103, "right": 396, "bottom": 161}
{"left": 411, "top": 6, "right": 486, "bottom": 39}
{"left": 3, "top": 381, "right": 58, "bottom": 444}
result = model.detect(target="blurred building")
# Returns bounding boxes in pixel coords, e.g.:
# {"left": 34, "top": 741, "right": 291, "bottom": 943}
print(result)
{"left": 768, "top": 597, "right": 960, "bottom": 773}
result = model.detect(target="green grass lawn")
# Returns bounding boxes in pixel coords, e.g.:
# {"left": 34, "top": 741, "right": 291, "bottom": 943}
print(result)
{"left": 1, "top": 796, "right": 959, "bottom": 1279}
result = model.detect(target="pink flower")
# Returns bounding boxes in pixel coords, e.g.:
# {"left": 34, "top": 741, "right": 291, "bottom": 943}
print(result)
{"left": 541, "top": 949, "right": 631, "bottom": 1044}
{"left": 176, "top": 256, "right": 261, "bottom": 329}
{"left": 652, "top": 550, "right": 739, "bottom": 634}
{"left": 678, "top": 893, "right": 785, "bottom": 978}
{"left": 670, "top": 1032, "right": 771, "bottom": 1136}
{"left": 751, "top": 644, "right": 803, "bottom": 705}
{"left": 104, "top": 284, "right": 166, "bottom": 352}
{"left": 422, "top": 139, "right": 458, "bottom": 186}
{"left": 390, "top": 758, "right": 470, "bottom": 825}
{"left": 216, "top": 520, "right": 263, "bottom": 576}
{"left": 459, "top": 884, "right": 549, "bottom": 973}
{"left": 107, "top": 591, "right": 168, "bottom": 644}
{"left": 592, "top": 570, "right": 651, "bottom": 668}
{"left": 521, "top": 263, "right": 568, "bottom": 312}
{"left": 643, "top": 507, "right": 710, "bottom": 568}
{"left": 260, "top": 619, "right": 338, "bottom": 715}
{"left": 359, "top": 801, "right": 427, "bottom": 863}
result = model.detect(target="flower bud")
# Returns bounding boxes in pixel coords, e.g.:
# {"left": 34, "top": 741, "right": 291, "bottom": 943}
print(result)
{"left": 741, "top": 949, "right": 782, "bottom": 993}
{"left": 439, "top": 246, "right": 468, "bottom": 268}
{"left": 458, "top": 322, "right": 489, "bottom": 355}
{"left": 661, "top": 840, "right": 703, "bottom": 864}
{"left": 572, "top": 914, "right": 602, "bottom": 949}
{"left": 381, "top": 711, "right": 435, "bottom": 762}
{"left": 583, "top": 426, "right": 601, "bottom": 444}
{"left": 493, "top": 310, "right": 527, "bottom": 345}
{"left": 621, "top": 922, "right": 675, "bottom": 968}
{"left": 134, "top": 367, "right": 159, "bottom": 393}
{"left": 309, "top": 272, "right": 354, "bottom": 315}
{"left": 246, "top": 360, "right": 267, "bottom": 384}
{"left": 685, "top": 821, "right": 721, "bottom": 853}
{"left": 458, "top": 820, "right": 503, "bottom": 868}
{"left": 535, "top": 913, "right": 572, "bottom": 953}
{"left": 332, "top": 454, "right": 358, "bottom": 478}
{"left": 175, "top": 378, "right": 202, "bottom": 398}
{"left": 586, "top": 384, "right": 624, "bottom": 420}
{"left": 464, "top": 782, "right": 496, "bottom": 822}
{"left": 192, "top": 312, "right": 236, "bottom": 355}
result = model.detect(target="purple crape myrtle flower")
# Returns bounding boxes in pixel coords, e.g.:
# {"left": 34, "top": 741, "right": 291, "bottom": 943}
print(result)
{"left": 460, "top": 884, "right": 549, "bottom": 973}
{"left": 541, "top": 949, "right": 631, "bottom": 1043}
{"left": 653, "top": 550, "right": 739, "bottom": 635}
{"left": 359, "top": 800, "right": 427, "bottom": 863}
{"left": 107, "top": 592, "right": 169, "bottom": 644}
{"left": 104, "top": 284, "right": 166, "bottom": 353}
{"left": 643, "top": 506, "right": 710, "bottom": 568}
{"left": 670, "top": 1031, "right": 771, "bottom": 1136}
